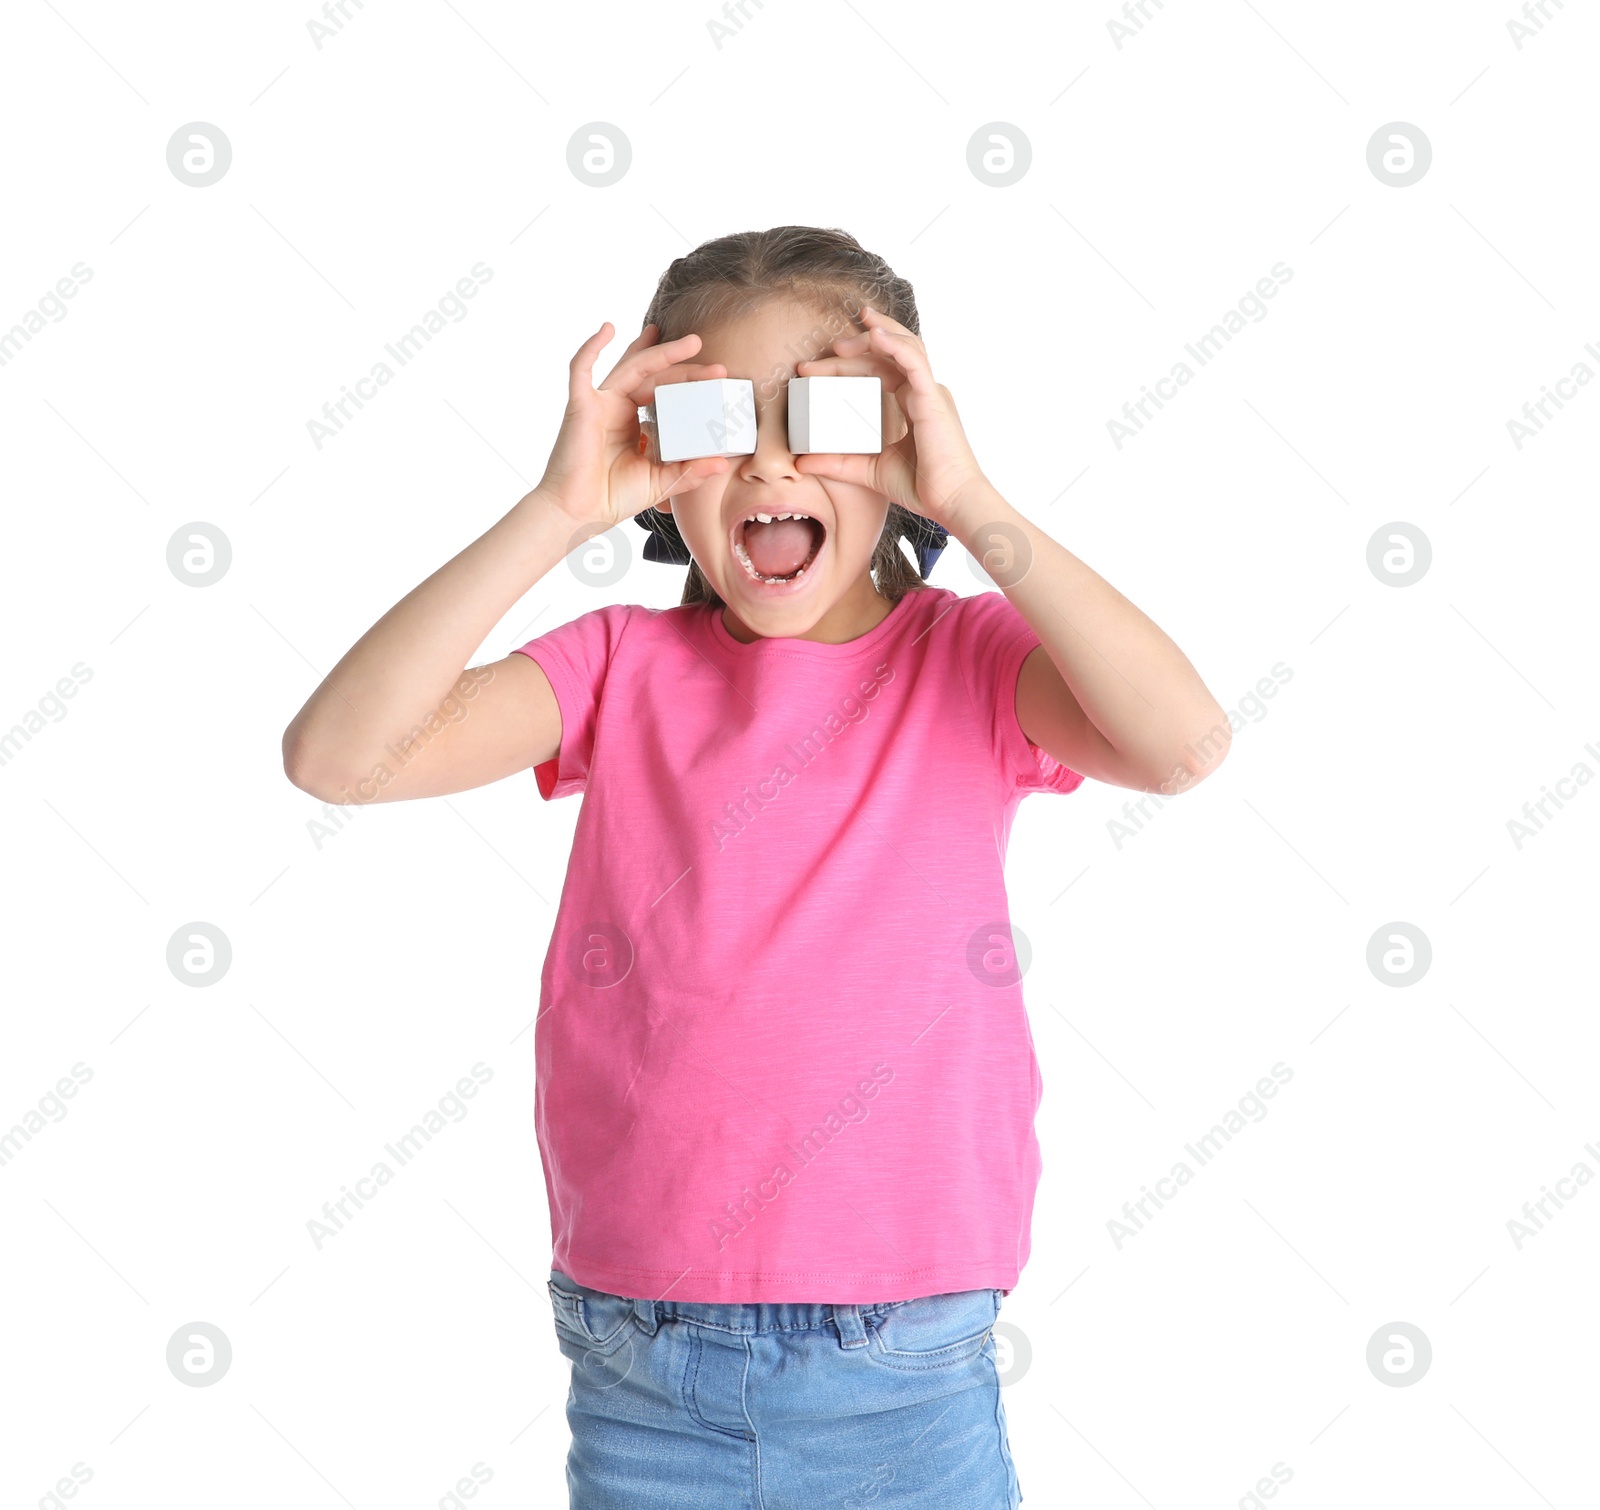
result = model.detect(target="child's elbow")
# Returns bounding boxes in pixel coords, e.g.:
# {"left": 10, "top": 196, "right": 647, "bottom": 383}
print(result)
{"left": 282, "top": 725, "right": 348, "bottom": 804}
{"left": 1178, "top": 709, "right": 1232, "bottom": 787}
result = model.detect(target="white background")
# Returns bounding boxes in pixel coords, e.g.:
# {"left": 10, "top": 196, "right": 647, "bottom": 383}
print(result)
{"left": 2, "top": 1, "right": 1596, "bottom": 1506}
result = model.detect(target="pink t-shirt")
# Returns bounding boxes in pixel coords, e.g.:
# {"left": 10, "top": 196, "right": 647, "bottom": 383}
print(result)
{"left": 513, "top": 584, "right": 1083, "bottom": 1303}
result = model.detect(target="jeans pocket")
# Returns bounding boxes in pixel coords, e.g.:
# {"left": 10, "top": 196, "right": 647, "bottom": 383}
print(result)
{"left": 548, "top": 1273, "right": 636, "bottom": 1357}
{"left": 864, "top": 1287, "right": 1000, "bottom": 1373}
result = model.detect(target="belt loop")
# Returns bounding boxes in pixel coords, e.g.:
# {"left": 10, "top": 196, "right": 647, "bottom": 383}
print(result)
{"left": 833, "top": 1303, "right": 868, "bottom": 1349}
{"left": 632, "top": 1295, "right": 659, "bottom": 1335}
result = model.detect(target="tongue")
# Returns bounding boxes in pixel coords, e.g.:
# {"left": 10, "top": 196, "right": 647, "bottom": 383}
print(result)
{"left": 743, "top": 518, "right": 814, "bottom": 578}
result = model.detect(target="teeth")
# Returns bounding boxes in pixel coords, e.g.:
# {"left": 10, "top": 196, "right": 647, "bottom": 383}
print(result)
{"left": 744, "top": 511, "right": 810, "bottom": 524}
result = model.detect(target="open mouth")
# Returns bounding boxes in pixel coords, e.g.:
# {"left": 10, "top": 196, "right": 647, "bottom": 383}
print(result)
{"left": 731, "top": 510, "right": 827, "bottom": 585}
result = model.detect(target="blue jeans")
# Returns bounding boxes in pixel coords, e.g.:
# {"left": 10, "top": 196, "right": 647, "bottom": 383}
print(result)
{"left": 548, "top": 1268, "right": 1022, "bottom": 1508}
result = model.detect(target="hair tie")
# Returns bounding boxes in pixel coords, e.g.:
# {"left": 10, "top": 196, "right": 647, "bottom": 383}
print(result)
{"left": 894, "top": 511, "right": 949, "bottom": 579}
{"left": 636, "top": 506, "right": 694, "bottom": 566}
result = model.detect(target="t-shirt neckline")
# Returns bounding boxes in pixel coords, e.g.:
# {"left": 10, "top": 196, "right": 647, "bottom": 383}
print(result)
{"left": 707, "top": 587, "right": 932, "bottom": 658}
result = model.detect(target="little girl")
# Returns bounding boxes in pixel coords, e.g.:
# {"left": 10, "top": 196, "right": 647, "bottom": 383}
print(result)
{"left": 283, "top": 225, "right": 1229, "bottom": 1508}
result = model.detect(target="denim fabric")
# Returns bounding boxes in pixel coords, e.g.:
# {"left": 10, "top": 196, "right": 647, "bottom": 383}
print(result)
{"left": 548, "top": 1268, "right": 1023, "bottom": 1509}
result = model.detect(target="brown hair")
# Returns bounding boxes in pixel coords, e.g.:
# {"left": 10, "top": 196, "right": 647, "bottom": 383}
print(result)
{"left": 640, "top": 226, "right": 929, "bottom": 609}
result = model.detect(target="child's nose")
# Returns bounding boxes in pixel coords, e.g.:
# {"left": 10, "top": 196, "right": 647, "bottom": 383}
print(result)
{"left": 738, "top": 393, "right": 800, "bottom": 479}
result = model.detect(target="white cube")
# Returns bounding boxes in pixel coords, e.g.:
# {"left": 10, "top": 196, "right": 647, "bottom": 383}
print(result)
{"left": 787, "top": 376, "right": 881, "bottom": 454}
{"left": 650, "top": 378, "right": 757, "bottom": 462}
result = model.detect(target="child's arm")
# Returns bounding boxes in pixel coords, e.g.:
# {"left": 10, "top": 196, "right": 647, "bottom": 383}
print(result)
{"left": 793, "top": 304, "right": 1229, "bottom": 797}
{"left": 281, "top": 497, "right": 585, "bottom": 804}
{"left": 948, "top": 486, "right": 1231, "bottom": 797}
{"left": 281, "top": 321, "right": 730, "bottom": 804}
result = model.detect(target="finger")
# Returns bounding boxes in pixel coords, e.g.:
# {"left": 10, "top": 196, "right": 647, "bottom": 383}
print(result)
{"left": 794, "top": 354, "right": 902, "bottom": 383}
{"left": 819, "top": 324, "right": 924, "bottom": 371}
{"left": 793, "top": 452, "right": 880, "bottom": 490}
{"left": 859, "top": 304, "right": 918, "bottom": 340}
{"left": 883, "top": 387, "right": 910, "bottom": 445}
{"left": 863, "top": 323, "right": 939, "bottom": 399}
{"left": 569, "top": 322, "right": 616, "bottom": 403}
{"left": 804, "top": 308, "right": 915, "bottom": 361}
{"left": 630, "top": 362, "right": 730, "bottom": 407}
{"left": 596, "top": 324, "right": 668, "bottom": 390}
{"left": 857, "top": 314, "right": 931, "bottom": 382}
{"left": 613, "top": 321, "right": 664, "bottom": 361}
{"left": 600, "top": 331, "right": 710, "bottom": 393}
{"left": 820, "top": 327, "right": 874, "bottom": 357}
{"left": 643, "top": 358, "right": 732, "bottom": 398}
{"left": 651, "top": 454, "right": 729, "bottom": 504}
{"left": 666, "top": 362, "right": 729, "bottom": 380}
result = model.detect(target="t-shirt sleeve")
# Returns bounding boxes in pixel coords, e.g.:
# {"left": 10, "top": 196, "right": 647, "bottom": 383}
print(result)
{"left": 511, "top": 603, "right": 632, "bottom": 800}
{"left": 955, "top": 591, "right": 1085, "bottom": 798}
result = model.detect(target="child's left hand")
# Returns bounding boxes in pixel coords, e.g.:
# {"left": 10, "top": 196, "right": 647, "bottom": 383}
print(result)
{"left": 792, "top": 306, "right": 991, "bottom": 529}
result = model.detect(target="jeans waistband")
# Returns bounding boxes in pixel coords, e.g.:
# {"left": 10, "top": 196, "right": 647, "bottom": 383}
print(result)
{"left": 552, "top": 1269, "right": 895, "bottom": 1348}
{"left": 630, "top": 1293, "right": 893, "bottom": 1347}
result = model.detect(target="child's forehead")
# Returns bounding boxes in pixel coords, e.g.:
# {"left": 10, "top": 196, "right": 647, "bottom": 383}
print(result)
{"left": 695, "top": 298, "right": 864, "bottom": 358}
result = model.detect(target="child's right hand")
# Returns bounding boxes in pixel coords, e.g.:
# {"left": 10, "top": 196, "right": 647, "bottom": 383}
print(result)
{"left": 536, "top": 321, "right": 732, "bottom": 534}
